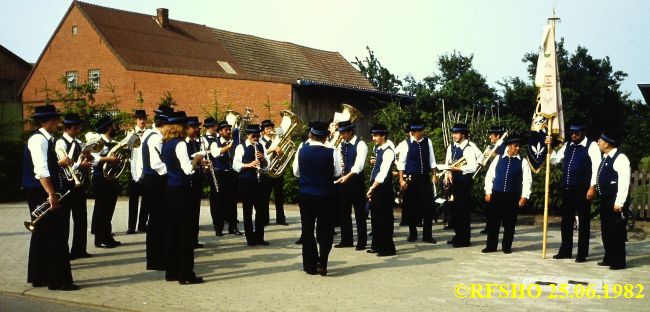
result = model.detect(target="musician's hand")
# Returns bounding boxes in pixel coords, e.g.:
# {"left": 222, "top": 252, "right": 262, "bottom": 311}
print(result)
{"left": 336, "top": 175, "right": 348, "bottom": 184}
{"left": 613, "top": 205, "right": 622, "bottom": 213}
{"left": 106, "top": 156, "right": 118, "bottom": 163}
{"left": 80, "top": 160, "right": 93, "bottom": 170}
{"left": 399, "top": 179, "right": 407, "bottom": 191}
{"left": 255, "top": 151, "right": 264, "bottom": 159}
{"left": 369, "top": 157, "right": 376, "bottom": 165}
{"left": 366, "top": 189, "right": 373, "bottom": 201}
{"left": 484, "top": 194, "right": 491, "bottom": 203}
{"left": 249, "top": 159, "right": 260, "bottom": 168}
{"left": 48, "top": 193, "right": 60, "bottom": 211}
{"left": 58, "top": 157, "right": 73, "bottom": 167}
{"left": 194, "top": 153, "right": 205, "bottom": 161}
{"left": 544, "top": 136, "right": 552, "bottom": 145}
{"left": 431, "top": 175, "right": 439, "bottom": 185}
{"left": 518, "top": 197, "right": 527, "bottom": 208}
{"left": 586, "top": 186, "right": 596, "bottom": 201}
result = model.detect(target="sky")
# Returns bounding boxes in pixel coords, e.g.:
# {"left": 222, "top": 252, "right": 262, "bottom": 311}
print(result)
{"left": 1, "top": 0, "right": 648, "bottom": 102}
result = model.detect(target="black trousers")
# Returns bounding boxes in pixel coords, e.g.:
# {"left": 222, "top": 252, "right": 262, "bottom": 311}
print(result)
{"left": 299, "top": 193, "right": 335, "bottom": 272}
{"left": 190, "top": 177, "right": 203, "bottom": 247}
{"left": 67, "top": 187, "right": 88, "bottom": 255}
{"left": 485, "top": 191, "right": 519, "bottom": 251}
{"left": 128, "top": 179, "right": 148, "bottom": 231}
{"left": 165, "top": 186, "right": 197, "bottom": 281}
{"left": 262, "top": 176, "right": 286, "bottom": 224}
{"left": 91, "top": 174, "right": 120, "bottom": 244}
{"left": 451, "top": 173, "right": 473, "bottom": 244}
{"left": 240, "top": 180, "right": 265, "bottom": 244}
{"left": 558, "top": 185, "right": 591, "bottom": 258}
{"left": 599, "top": 195, "right": 626, "bottom": 267}
{"left": 404, "top": 175, "right": 434, "bottom": 239}
{"left": 211, "top": 171, "right": 239, "bottom": 233}
{"left": 26, "top": 187, "right": 73, "bottom": 286}
{"left": 337, "top": 176, "right": 367, "bottom": 246}
{"left": 144, "top": 174, "right": 167, "bottom": 270}
{"left": 370, "top": 183, "right": 395, "bottom": 254}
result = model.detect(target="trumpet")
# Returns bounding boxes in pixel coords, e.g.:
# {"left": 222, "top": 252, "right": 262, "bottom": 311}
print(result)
{"left": 56, "top": 147, "right": 82, "bottom": 188}
{"left": 436, "top": 157, "right": 467, "bottom": 179}
{"left": 200, "top": 135, "right": 219, "bottom": 193}
{"left": 24, "top": 190, "right": 71, "bottom": 232}
{"left": 253, "top": 142, "right": 267, "bottom": 182}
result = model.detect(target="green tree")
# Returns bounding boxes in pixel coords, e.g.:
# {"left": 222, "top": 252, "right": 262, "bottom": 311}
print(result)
{"left": 353, "top": 46, "right": 402, "bottom": 93}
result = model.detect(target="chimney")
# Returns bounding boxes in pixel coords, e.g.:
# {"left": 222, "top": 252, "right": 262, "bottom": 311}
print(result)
{"left": 156, "top": 8, "right": 169, "bottom": 28}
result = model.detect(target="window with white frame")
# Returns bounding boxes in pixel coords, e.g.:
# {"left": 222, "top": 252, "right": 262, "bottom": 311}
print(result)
{"left": 66, "top": 71, "right": 78, "bottom": 90}
{"left": 88, "top": 69, "right": 100, "bottom": 90}
{"left": 72, "top": 26, "right": 78, "bottom": 36}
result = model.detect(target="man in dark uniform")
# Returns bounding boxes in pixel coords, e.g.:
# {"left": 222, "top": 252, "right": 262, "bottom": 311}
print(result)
{"left": 55, "top": 113, "right": 93, "bottom": 259}
{"left": 292, "top": 121, "right": 341, "bottom": 276}
{"left": 396, "top": 121, "right": 438, "bottom": 243}
{"left": 548, "top": 123, "right": 601, "bottom": 263}
{"left": 478, "top": 125, "right": 507, "bottom": 234}
{"left": 260, "top": 119, "right": 288, "bottom": 226}
{"left": 367, "top": 124, "right": 396, "bottom": 257}
{"left": 482, "top": 134, "right": 532, "bottom": 254}
{"left": 23, "top": 104, "right": 77, "bottom": 290}
{"left": 334, "top": 120, "right": 368, "bottom": 250}
{"left": 91, "top": 116, "right": 121, "bottom": 248}
{"left": 444, "top": 123, "right": 479, "bottom": 248}
{"left": 595, "top": 131, "right": 630, "bottom": 270}
{"left": 127, "top": 109, "right": 148, "bottom": 234}
{"left": 208, "top": 120, "right": 243, "bottom": 236}
{"left": 143, "top": 106, "right": 172, "bottom": 270}
{"left": 186, "top": 116, "right": 205, "bottom": 248}
{"left": 233, "top": 124, "right": 270, "bottom": 246}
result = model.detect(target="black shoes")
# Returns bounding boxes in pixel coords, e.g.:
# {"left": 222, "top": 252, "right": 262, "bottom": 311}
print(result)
{"left": 70, "top": 252, "right": 93, "bottom": 260}
{"left": 609, "top": 264, "right": 626, "bottom": 270}
{"left": 355, "top": 244, "right": 367, "bottom": 251}
{"left": 126, "top": 229, "right": 136, "bottom": 235}
{"left": 256, "top": 240, "right": 270, "bottom": 246}
{"left": 194, "top": 243, "right": 205, "bottom": 249}
{"left": 575, "top": 257, "right": 587, "bottom": 263}
{"left": 32, "top": 282, "right": 47, "bottom": 288}
{"left": 552, "top": 253, "right": 572, "bottom": 260}
{"left": 179, "top": 276, "right": 204, "bottom": 285}
{"left": 295, "top": 238, "right": 303, "bottom": 245}
{"left": 422, "top": 237, "right": 437, "bottom": 244}
{"left": 334, "top": 243, "right": 353, "bottom": 248}
{"left": 479, "top": 228, "right": 488, "bottom": 234}
{"left": 446, "top": 240, "right": 455, "bottom": 245}
{"left": 317, "top": 264, "right": 327, "bottom": 276}
{"left": 502, "top": 249, "right": 512, "bottom": 254}
{"left": 452, "top": 242, "right": 470, "bottom": 248}
{"left": 95, "top": 241, "right": 120, "bottom": 248}
{"left": 48, "top": 284, "right": 79, "bottom": 291}
{"left": 305, "top": 269, "right": 318, "bottom": 275}
{"left": 481, "top": 248, "right": 497, "bottom": 253}
{"left": 247, "top": 241, "right": 257, "bottom": 246}
{"left": 597, "top": 261, "right": 610, "bottom": 266}
{"left": 407, "top": 235, "right": 417, "bottom": 242}
{"left": 367, "top": 249, "right": 377, "bottom": 254}
{"left": 377, "top": 252, "right": 396, "bottom": 257}
{"left": 228, "top": 228, "right": 243, "bottom": 236}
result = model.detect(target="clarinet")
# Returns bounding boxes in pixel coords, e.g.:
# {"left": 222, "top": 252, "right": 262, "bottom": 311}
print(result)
{"left": 201, "top": 136, "right": 219, "bottom": 193}
{"left": 253, "top": 142, "right": 262, "bottom": 183}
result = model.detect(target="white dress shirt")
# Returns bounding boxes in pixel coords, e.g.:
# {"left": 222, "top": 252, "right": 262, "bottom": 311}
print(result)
{"left": 484, "top": 154, "right": 533, "bottom": 199}
{"left": 550, "top": 137, "right": 601, "bottom": 186}
{"left": 130, "top": 126, "right": 146, "bottom": 181}
{"left": 373, "top": 143, "right": 395, "bottom": 183}
{"left": 91, "top": 134, "right": 117, "bottom": 169}
{"left": 395, "top": 136, "right": 436, "bottom": 171}
{"left": 175, "top": 141, "right": 195, "bottom": 175}
{"left": 146, "top": 128, "right": 167, "bottom": 175}
{"left": 55, "top": 132, "right": 82, "bottom": 171}
{"left": 444, "top": 140, "right": 479, "bottom": 174}
{"left": 232, "top": 139, "right": 270, "bottom": 173}
{"left": 292, "top": 140, "right": 342, "bottom": 178}
{"left": 211, "top": 135, "right": 233, "bottom": 157}
{"left": 28, "top": 128, "right": 53, "bottom": 179}
{"left": 337, "top": 135, "right": 368, "bottom": 175}
{"left": 599, "top": 148, "right": 631, "bottom": 207}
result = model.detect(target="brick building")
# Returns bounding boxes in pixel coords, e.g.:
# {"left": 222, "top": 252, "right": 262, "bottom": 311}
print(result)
{"left": 21, "top": 1, "right": 407, "bottom": 133}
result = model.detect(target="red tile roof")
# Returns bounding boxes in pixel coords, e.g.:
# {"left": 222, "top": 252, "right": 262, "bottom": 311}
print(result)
{"left": 75, "top": 1, "right": 375, "bottom": 89}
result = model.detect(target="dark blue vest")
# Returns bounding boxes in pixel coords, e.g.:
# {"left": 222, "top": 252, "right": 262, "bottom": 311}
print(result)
{"left": 162, "top": 138, "right": 189, "bottom": 187}
{"left": 59, "top": 137, "right": 82, "bottom": 190}
{"left": 298, "top": 144, "right": 335, "bottom": 196}
{"left": 492, "top": 155, "right": 523, "bottom": 194}
{"left": 213, "top": 129, "right": 240, "bottom": 172}
{"left": 451, "top": 143, "right": 467, "bottom": 163}
{"left": 261, "top": 136, "right": 272, "bottom": 150}
{"left": 22, "top": 131, "right": 61, "bottom": 191}
{"left": 142, "top": 131, "right": 160, "bottom": 176}
{"left": 239, "top": 142, "right": 263, "bottom": 183}
{"left": 340, "top": 138, "right": 360, "bottom": 175}
{"left": 596, "top": 151, "right": 621, "bottom": 197}
{"left": 562, "top": 140, "right": 594, "bottom": 188}
{"left": 92, "top": 136, "right": 117, "bottom": 178}
{"left": 370, "top": 146, "right": 393, "bottom": 184}
{"left": 405, "top": 138, "right": 431, "bottom": 176}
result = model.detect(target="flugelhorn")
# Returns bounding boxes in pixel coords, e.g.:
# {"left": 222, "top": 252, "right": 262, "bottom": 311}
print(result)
{"left": 24, "top": 190, "right": 71, "bottom": 232}
{"left": 56, "top": 147, "right": 82, "bottom": 188}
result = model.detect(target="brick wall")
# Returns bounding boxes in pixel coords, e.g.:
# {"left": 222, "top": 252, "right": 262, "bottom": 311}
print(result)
{"left": 22, "top": 5, "right": 292, "bottom": 125}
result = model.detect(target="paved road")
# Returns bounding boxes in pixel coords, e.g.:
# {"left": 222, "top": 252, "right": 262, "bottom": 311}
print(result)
{"left": 0, "top": 199, "right": 648, "bottom": 311}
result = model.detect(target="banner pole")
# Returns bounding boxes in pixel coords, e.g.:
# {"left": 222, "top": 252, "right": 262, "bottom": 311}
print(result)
{"left": 541, "top": 116, "right": 554, "bottom": 259}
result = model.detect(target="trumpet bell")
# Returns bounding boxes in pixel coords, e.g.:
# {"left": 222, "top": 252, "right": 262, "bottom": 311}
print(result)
{"left": 24, "top": 221, "right": 35, "bottom": 232}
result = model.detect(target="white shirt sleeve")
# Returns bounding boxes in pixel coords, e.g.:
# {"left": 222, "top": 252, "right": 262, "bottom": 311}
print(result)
{"left": 351, "top": 141, "right": 368, "bottom": 174}
{"left": 550, "top": 144, "right": 566, "bottom": 165}
{"left": 261, "top": 144, "right": 270, "bottom": 169}
{"left": 427, "top": 138, "right": 436, "bottom": 169}
{"left": 484, "top": 157, "right": 498, "bottom": 195}
{"left": 445, "top": 144, "right": 452, "bottom": 165}
{"left": 588, "top": 142, "right": 602, "bottom": 187}
{"left": 175, "top": 141, "right": 194, "bottom": 175}
{"left": 28, "top": 134, "right": 50, "bottom": 179}
{"left": 148, "top": 134, "right": 167, "bottom": 175}
{"left": 521, "top": 158, "right": 533, "bottom": 199}
{"left": 333, "top": 147, "right": 342, "bottom": 177}
{"left": 613, "top": 154, "right": 631, "bottom": 207}
{"left": 460, "top": 142, "right": 478, "bottom": 174}
{"left": 232, "top": 144, "right": 245, "bottom": 172}
{"left": 374, "top": 148, "right": 394, "bottom": 183}
{"left": 396, "top": 140, "right": 408, "bottom": 171}
{"left": 292, "top": 143, "right": 302, "bottom": 177}
{"left": 209, "top": 141, "right": 220, "bottom": 158}
{"left": 130, "top": 144, "right": 143, "bottom": 181}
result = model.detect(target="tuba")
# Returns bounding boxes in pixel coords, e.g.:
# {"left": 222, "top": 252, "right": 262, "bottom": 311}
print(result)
{"left": 225, "top": 110, "right": 242, "bottom": 129}
{"left": 331, "top": 104, "right": 362, "bottom": 148}
{"left": 103, "top": 130, "right": 141, "bottom": 180}
{"left": 267, "top": 110, "right": 303, "bottom": 178}
{"left": 24, "top": 190, "right": 71, "bottom": 232}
